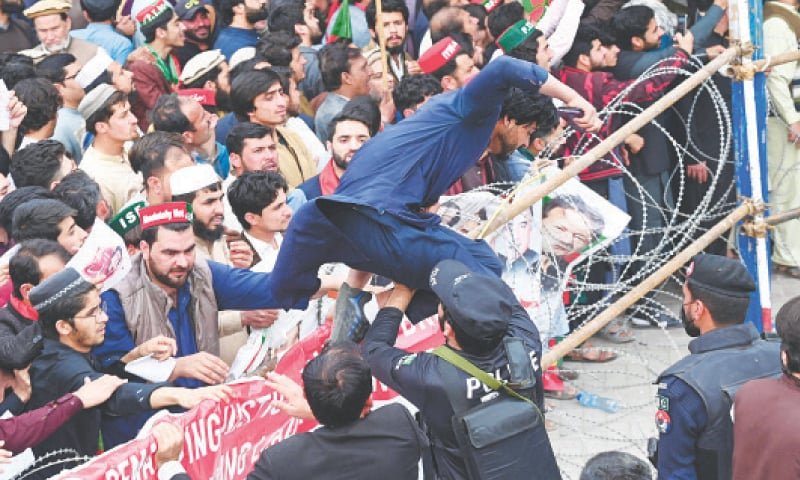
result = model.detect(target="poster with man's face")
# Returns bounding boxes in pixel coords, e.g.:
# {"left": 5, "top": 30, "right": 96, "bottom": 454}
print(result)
{"left": 438, "top": 167, "right": 629, "bottom": 339}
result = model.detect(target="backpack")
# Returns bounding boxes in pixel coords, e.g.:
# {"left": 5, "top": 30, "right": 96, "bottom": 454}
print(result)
{"left": 433, "top": 339, "right": 561, "bottom": 480}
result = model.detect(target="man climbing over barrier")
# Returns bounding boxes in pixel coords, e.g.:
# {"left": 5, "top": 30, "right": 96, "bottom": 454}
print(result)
{"left": 268, "top": 37, "right": 601, "bottom": 326}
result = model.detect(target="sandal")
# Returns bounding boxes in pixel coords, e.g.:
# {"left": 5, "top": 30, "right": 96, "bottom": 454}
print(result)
{"left": 564, "top": 347, "right": 618, "bottom": 363}
{"left": 556, "top": 368, "right": 579, "bottom": 381}
{"left": 599, "top": 317, "right": 636, "bottom": 344}
{"left": 545, "top": 383, "right": 579, "bottom": 400}
{"left": 775, "top": 264, "right": 800, "bottom": 279}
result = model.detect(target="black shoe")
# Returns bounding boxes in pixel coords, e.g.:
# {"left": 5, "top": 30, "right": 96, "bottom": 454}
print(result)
{"left": 331, "top": 282, "right": 373, "bottom": 343}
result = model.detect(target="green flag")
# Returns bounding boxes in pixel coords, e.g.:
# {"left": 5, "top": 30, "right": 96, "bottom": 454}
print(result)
{"left": 329, "top": 0, "right": 353, "bottom": 41}
{"left": 521, "top": 0, "right": 548, "bottom": 21}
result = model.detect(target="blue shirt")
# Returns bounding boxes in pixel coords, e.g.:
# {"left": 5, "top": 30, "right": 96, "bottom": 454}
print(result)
{"left": 194, "top": 141, "right": 231, "bottom": 179}
{"left": 213, "top": 27, "right": 259, "bottom": 61}
{"left": 332, "top": 55, "right": 549, "bottom": 228}
{"left": 71, "top": 24, "right": 134, "bottom": 65}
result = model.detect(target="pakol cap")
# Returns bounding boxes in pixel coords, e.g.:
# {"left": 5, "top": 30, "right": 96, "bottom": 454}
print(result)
{"left": 180, "top": 49, "right": 225, "bottom": 85}
{"left": 78, "top": 83, "right": 118, "bottom": 120}
{"left": 429, "top": 259, "right": 512, "bottom": 345}
{"left": 30, "top": 267, "right": 93, "bottom": 314}
{"left": 136, "top": 0, "right": 173, "bottom": 29}
{"left": 496, "top": 19, "right": 538, "bottom": 53}
{"left": 685, "top": 254, "right": 756, "bottom": 299}
{"left": 175, "top": 0, "right": 210, "bottom": 19}
{"left": 75, "top": 49, "right": 113, "bottom": 89}
{"left": 24, "top": 0, "right": 71, "bottom": 18}
{"left": 471, "top": 0, "right": 501, "bottom": 13}
{"left": 178, "top": 88, "right": 216, "bottom": 107}
{"left": 109, "top": 201, "right": 145, "bottom": 237}
{"left": 138, "top": 202, "right": 193, "bottom": 230}
{"left": 170, "top": 164, "right": 220, "bottom": 197}
{"left": 418, "top": 37, "right": 462, "bottom": 75}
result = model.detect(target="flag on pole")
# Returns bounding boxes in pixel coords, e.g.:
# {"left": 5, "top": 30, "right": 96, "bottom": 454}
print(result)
{"left": 328, "top": 0, "right": 353, "bottom": 42}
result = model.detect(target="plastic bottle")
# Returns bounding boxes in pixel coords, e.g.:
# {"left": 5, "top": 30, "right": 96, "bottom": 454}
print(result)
{"left": 576, "top": 391, "right": 619, "bottom": 413}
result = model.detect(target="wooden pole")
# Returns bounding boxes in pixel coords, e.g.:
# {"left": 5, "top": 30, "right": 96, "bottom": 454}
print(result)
{"left": 475, "top": 45, "right": 743, "bottom": 240}
{"left": 541, "top": 199, "right": 764, "bottom": 367}
{"left": 373, "top": 0, "right": 390, "bottom": 92}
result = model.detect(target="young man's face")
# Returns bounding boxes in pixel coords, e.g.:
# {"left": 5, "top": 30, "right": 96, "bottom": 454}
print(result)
{"left": 328, "top": 120, "right": 370, "bottom": 170}
{"left": 541, "top": 205, "right": 594, "bottom": 256}
{"left": 101, "top": 101, "right": 139, "bottom": 143}
{"left": 249, "top": 82, "right": 288, "bottom": 127}
{"left": 290, "top": 47, "right": 307, "bottom": 83}
{"left": 494, "top": 119, "right": 536, "bottom": 157}
{"left": 34, "top": 14, "right": 70, "bottom": 51}
{"left": 535, "top": 35, "right": 554, "bottom": 70}
{"left": 588, "top": 39, "right": 608, "bottom": 70}
{"left": 191, "top": 187, "right": 225, "bottom": 241}
{"left": 59, "top": 61, "right": 85, "bottom": 105}
{"left": 20, "top": 253, "right": 66, "bottom": 303}
{"left": 181, "top": 7, "right": 212, "bottom": 42}
{"left": 182, "top": 98, "right": 217, "bottom": 147}
{"left": 379, "top": 11, "right": 407, "bottom": 53}
{"left": 250, "top": 189, "right": 292, "bottom": 234}
{"left": 237, "top": 133, "right": 279, "bottom": 173}
{"left": 143, "top": 226, "right": 196, "bottom": 288}
{"left": 346, "top": 55, "right": 372, "bottom": 97}
{"left": 162, "top": 14, "right": 186, "bottom": 48}
{"left": 603, "top": 44, "right": 620, "bottom": 68}
{"left": 640, "top": 17, "right": 664, "bottom": 51}
{"left": 367, "top": 58, "right": 395, "bottom": 101}
{"left": 449, "top": 53, "right": 478, "bottom": 88}
{"left": 62, "top": 288, "right": 107, "bottom": 351}
{"left": 57, "top": 216, "right": 88, "bottom": 255}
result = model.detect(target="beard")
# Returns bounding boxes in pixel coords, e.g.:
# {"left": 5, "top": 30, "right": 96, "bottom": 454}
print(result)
{"left": 332, "top": 150, "right": 349, "bottom": 171}
{"left": 245, "top": 6, "right": 268, "bottom": 24}
{"left": 149, "top": 261, "right": 192, "bottom": 289}
{"left": 681, "top": 308, "right": 701, "bottom": 337}
{"left": 184, "top": 28, "right": 210, "bottom": 44}
{"left": 387, "top": 43, "right": 405, "bottom": 56}
{"left": 0, "top": 0, "right": 23, "bottom": 13}
{"left": 194, "top": 219, "right": 224, "bottom": 242}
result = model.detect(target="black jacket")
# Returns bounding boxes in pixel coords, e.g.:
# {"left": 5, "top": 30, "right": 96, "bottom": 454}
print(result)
{"left": 0, "top": 301, "right": 43, "bottom": 370}
{"left": 246, "top": 404, "right": 428, "bottom": 480}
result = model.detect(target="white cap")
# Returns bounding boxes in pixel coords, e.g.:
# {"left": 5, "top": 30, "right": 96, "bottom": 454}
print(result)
{"left": 228, "top": 47, "right": 256, "bottom": 70}
{"left": 170, "top": 164, "right": 221, "bottom": 197}
{"left": 179, "top": 49, "right": 225, "bottom": 85}
{"left": 76, "top": 49, "right": 113, "bottom": 88}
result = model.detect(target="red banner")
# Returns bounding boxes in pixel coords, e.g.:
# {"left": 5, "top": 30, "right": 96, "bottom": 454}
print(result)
{"left": 58, "top": 318, "right": 443, "bottom": 480}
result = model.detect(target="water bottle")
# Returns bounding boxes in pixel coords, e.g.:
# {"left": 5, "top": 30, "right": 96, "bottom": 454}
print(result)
{"left": 576, "top": 391, "right": 619, "bottom": 413}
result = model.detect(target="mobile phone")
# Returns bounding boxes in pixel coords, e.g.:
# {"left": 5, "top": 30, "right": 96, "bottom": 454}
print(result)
{"left": 558, "top": 107, "right": 584, "bottom": 131}
{"left": 676, "top": 14, "right": 688, "bottom": 36}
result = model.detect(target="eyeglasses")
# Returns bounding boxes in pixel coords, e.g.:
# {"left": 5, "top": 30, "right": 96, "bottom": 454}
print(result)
{"left": 74, "top": 303, "right": 107, "bottom": 321}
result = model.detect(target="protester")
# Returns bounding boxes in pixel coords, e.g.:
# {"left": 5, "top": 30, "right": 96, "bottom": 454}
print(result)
{"left": 579, "top": 451, "right": 652, "bottom": 480}
{"left": 315, "top": 43, "right": 372, "bottom": 142}
{"left": 21, "top": 0, "right": 102, "bottom": 65}
{"left": 26, "top": 267, "right": 232, "bottom": 477}
{"left": 71, "top": 0, "right": 134, "bottom": 65}
{"left": 173, "top": 0, "right": 216, "bottom": 66}
{"left": 128, "top": 131, "right": 194, "bottom": 206}
{"left": 732, "top": 295, "right": 800, "bottom": 479}
{"left": 10, "top": 139, "right": 76, "bottom": 190}
{"left": 178, "top": 49, "right": 231, "bottom": 113}
{"left": 53, "top": 169, "right": 111, "bottom": 230}
{"left": 418, "top": 34, "right": 478, "bottom": 91}
{"left": 214, "top": 0, "right": 266, "bottom": 60}
{"left": 392, "top": 73, "right": 442, "bottom": 119}
{"left": 654, "top": 254, "right": 781, "bottom": 479}
{"left": 37, "top": 53, "right": 87, "bottom": 161}
{"left": 78, "top": 84, "right": 142, "bottom": 215}
{"left": 0, "top": 0, "right": 37, "bottom": 52}
{"left": 12, "top": 198, "right": 88, "bottom": 255}
{"left": 249, "top": 342, "right": 428, "bottom": 479}
{"left": 13, "top": 77, "right": 62, "bottom": 147}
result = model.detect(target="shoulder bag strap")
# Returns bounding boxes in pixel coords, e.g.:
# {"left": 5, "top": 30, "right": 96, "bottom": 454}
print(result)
{"left": 432, "top": 346, "right": 534, "bottom": 405}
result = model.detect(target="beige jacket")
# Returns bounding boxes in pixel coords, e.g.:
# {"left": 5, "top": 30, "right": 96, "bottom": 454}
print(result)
{"left": 112, "top": 253, "right": 220, "bottom": 356}
{"left": 276, "top": 126, "right": 317, "bottom": 189}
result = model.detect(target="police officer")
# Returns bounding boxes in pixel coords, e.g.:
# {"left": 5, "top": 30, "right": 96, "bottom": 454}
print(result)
{"left": 654, "top": 254, "right": 781, "bottom": 480}
{"left": 361, "top": 259, "right": 545, "bottom": 480}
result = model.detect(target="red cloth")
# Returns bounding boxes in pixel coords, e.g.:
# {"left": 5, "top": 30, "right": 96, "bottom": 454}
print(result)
{"left": 557, "top": 50, "right": 688, "bottom": 182}
{"left": 128, "top": 60, "right": 174, "bottom": 131}
{"left": 0, "top": 393, "right": 83, "bottom": 454}
{"left": 0, "top": 280, "right": 12, "bottom": 308}
{"left": 319, "top": 158, "right": 342, "bottom": 196}
{"left": 8, "top": 295, "right": 37, "bottom": 321}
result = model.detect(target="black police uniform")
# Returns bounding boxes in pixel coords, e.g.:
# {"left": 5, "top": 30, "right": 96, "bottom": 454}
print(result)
{"left": 653, "top": 254, "right": 782, "bottom": 480}
{"left": 362, "top": 262, "right": 544, "bottom": 480}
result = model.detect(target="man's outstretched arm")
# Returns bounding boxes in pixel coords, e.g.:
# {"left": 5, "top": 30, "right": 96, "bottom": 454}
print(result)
{"left": 462, "top": 55, "right": 600, "bottom": 130}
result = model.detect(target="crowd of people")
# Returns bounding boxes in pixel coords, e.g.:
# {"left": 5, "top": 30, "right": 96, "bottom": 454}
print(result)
{"left": 0, "top": 0, "right": 797, "bottom": 476}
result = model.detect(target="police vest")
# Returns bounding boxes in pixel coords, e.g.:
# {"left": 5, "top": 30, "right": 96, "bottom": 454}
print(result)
{"left": 658, "top": 327, "right": 781, "bottom": 480}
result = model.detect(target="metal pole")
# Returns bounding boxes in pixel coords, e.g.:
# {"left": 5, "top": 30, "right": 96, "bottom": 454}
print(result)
{"left": 730, "top": 0, "right": 772, "bottom": 332}
{"left": 542, "top": 200, "right": 763, "bottom": 367}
